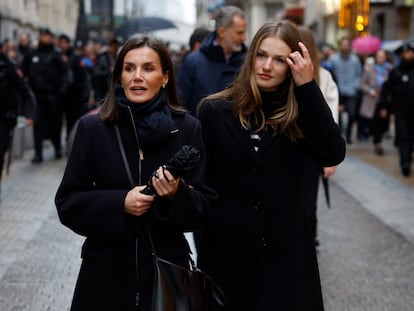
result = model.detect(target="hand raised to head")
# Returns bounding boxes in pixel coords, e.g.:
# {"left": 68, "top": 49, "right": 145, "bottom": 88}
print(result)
{"left": 286, "top": 42, "right": 314, "bottom": 86}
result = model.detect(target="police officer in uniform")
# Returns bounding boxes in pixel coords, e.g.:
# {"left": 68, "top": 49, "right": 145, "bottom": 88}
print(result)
{"left": 378, "top": 40, "right": 414, "bottom": 177}
{"left": 21, "top": 28, "right": 69, "bottom": 163}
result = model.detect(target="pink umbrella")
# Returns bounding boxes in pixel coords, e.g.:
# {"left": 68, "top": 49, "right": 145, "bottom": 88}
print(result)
{"left": 352, "top": 35, "right": 382, "bottom": 55}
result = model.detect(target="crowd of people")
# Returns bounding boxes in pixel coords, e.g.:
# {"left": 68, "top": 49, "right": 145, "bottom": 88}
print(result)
{"left": 1, "top": 27, "right": 137, "bottom": 160}
{"left": 1, "top": 4, "right": 413, "bottom": 310}
{"left": 326, "top": 36, "right": 414, "bottom": 178}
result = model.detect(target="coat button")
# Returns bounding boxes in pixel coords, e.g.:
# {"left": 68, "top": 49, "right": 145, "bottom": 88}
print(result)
{"left": 261, "top": 237, "right": 268, "bottom": 247}
{"left": 253, "top": 201, "right": 262, "bottom": 210}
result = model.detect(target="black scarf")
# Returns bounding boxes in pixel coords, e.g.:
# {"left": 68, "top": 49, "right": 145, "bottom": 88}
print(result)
{"left": 116, "top": 85, "right": 175, "bottom": 147}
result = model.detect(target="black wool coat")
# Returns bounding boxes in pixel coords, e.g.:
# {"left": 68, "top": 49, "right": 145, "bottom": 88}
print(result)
{"left": 55, "top": 105, "right": 210, "bottom": 311}
{"left": 197, "top": 80, "right": 346, "bottom": 311}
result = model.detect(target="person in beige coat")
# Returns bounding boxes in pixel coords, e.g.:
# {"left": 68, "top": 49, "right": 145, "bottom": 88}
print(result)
{"left": 359, "top": 49, "right": 393, "bottom": 155}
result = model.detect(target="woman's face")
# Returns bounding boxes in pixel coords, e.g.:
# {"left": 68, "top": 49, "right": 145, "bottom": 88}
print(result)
{"left": 121, "top": 46, "right": 168, "bottom": 104}
{"left": 375, "top": 50, "right": 386, "bottom": 65}
{"left": 253, "top": 36, "right": 291, "bottom": 92}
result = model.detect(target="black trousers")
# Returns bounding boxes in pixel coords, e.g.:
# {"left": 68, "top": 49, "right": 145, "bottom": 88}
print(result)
{"left": 339, "top": 95, "right": 359, "bottom": 142}
{"left": 33, "top": 93, "right": 63, "bottom": 157}
{"left": 0, "top": 121, "right": 13, "bottom": 181}
{"left": 394, "top": 110, "right": 414, "bottom": 168}
{"left": 61, "top": 91, "right": 86, "bottom": 141}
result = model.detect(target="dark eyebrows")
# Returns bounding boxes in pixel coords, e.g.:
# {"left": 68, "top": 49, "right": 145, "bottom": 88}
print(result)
{"left": 257, "top": 49, "right": 288, "bottom": 60}
{"left": 123, "top": 60, "right": 157, "bottom": 66}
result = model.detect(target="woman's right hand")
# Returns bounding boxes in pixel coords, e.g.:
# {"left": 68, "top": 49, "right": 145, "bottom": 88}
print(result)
{"left": 124, "top": 186, "right": 154, "bottom": 216}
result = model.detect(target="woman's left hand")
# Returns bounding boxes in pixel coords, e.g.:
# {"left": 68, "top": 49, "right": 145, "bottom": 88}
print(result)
{"left": 286, "top": 42, "right": 314, "bottom": 86}
{"left": 323, "top": 166, "right": 337, "bottom": 178}
{"left": 151, "top": 166, "right": 180, "bottom": 200}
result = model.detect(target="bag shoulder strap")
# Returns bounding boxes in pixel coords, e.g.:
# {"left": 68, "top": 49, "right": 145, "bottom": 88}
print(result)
{"left": 115, "top": 125, "right": 162, "bottom": 261}
{"left": 115, "top": 124, "right": 134, "bottom": 188}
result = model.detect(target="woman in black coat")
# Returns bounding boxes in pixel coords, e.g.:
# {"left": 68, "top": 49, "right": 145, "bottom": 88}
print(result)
{"left": 197, "top": 21, "right": 346, "bottom": 311}
{"left": 55, "top": 36, "right": 210, "bottom": 311}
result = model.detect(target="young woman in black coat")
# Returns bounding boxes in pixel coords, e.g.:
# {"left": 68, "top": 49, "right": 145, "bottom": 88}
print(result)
{"left": 55, "top": 36, "right": 210, "bottom": 311}
{"left": 197, "top": 21, "right": 346, "bottom": 311}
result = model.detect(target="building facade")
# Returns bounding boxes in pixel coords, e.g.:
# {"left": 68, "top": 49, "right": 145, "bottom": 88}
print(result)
{"left": 0, "top": 0, "right": 79, "bottom": 43}
{"left": 195, "top": 0, "right": 414, "bottom": 49}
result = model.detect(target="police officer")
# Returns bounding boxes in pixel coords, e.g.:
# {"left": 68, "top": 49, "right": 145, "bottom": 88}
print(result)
{"left": 21, "top": 28, "right": 69, "bottom": 163}
{"left": 57, "top": 34, "right": 90, "bottom": 142}
{"left": 378, "top": 40, "right": 414, "bottom": 177}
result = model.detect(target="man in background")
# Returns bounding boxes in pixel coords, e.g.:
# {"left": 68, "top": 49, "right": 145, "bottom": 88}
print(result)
{"left": 93, "top": 38, "right": 120, "bottom": 102}
{"left": 177, "top": 5, "right": 248, "bottom": 115}
{"left": 58, "top": 34, "right": 90, "bottom": 142}
{"left": 330, "top": 37, "right": 363, "bottom": 144}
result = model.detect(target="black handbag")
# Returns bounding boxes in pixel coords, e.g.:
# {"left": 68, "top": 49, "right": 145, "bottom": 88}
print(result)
{"left": 115, "top": 125, "right": 226, "bottom": 311}
{"left": 147, "top": 226, "right": 226, "bottom": 311}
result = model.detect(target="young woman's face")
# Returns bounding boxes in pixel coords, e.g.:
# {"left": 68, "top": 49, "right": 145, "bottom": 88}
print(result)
{"left": 121, "top": 46, "right": 168, "bottom": 104}
{"left": 253, "top": 36, "right": 291, "bottom": 92}
{"left": 375, "top": 50, "right": 386, "bottom": 65}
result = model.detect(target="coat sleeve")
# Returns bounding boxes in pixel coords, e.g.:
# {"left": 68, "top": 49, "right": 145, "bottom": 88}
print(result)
{"left": 177, "top": 54, "right": 196, "bottom": 109}
{"left": 377, "top": 71, "right": 394, "bottom": 113}
{"left": 295, "top": 80, "right": 346, "bottom": 167}
{"left": 319, "top": 68, "right": 339, "bottom": 124}
{"left": 55, "top": 117, "right": 130, "bottom": 238}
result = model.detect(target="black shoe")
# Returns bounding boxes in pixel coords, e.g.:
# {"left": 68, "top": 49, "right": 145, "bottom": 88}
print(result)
{"left": 31, "top": 155, "right": 43, "bottom": 164}
{"left": 374, "top": 145, "right": 384, "bottom": 156}
{"left": 55, "top": 150, "right": 62, "bottom": 159}
{"left": 402, "top": 167, "right": 411, "bottom": 177}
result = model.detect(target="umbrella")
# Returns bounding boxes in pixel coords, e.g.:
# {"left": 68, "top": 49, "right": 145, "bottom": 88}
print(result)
{"left": 352, "top": 35, "right": 382, "bottom": 55}
{"left": 116, "top": 16, "right": 177, "bottom": 39}
{"left": 141, "top": 145, "right": 200, "bottom": 195}
{"left": 394, "top": 37, "right": 414, "bottom": 54}
{"left": 381, "top": 40, "right": 404, "bottom": 53}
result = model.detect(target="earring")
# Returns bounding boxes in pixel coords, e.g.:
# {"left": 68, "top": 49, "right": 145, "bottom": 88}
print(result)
{"left": 162, "top": 84, "right": 166, "bottom": 89}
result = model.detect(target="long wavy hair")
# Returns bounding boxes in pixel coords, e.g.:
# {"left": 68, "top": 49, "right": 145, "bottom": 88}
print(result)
{"left": 199, "top": 20, "right": 303, "bottom": 141}
{"left": 99, "top": 36, "right": 184, "bottom": 123}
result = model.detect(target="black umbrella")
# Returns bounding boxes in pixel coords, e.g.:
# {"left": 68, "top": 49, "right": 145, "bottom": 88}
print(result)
{"left": 141, "top": 145, "right": 200, "bottom": 195}
{"left": 394, "top": 37, "right": 414, "bottom": 54}
{"left": 116, "top": 16, "right": 177, "bottom": 39}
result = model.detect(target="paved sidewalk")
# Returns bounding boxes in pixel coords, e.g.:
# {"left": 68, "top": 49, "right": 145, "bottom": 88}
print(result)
{"left": 336, "top": 139, "right": 414, "bottom": 244}
{"left": 0, "top": 140, "right": 413, "bottom": 310}
{"left": 0, "top": 147, "right": 83, "bottom": 311}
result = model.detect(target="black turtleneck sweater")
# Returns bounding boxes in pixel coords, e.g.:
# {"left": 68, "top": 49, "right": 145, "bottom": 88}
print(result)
{"left": 249, "top": 89, "right": 286, "bottom": 152}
